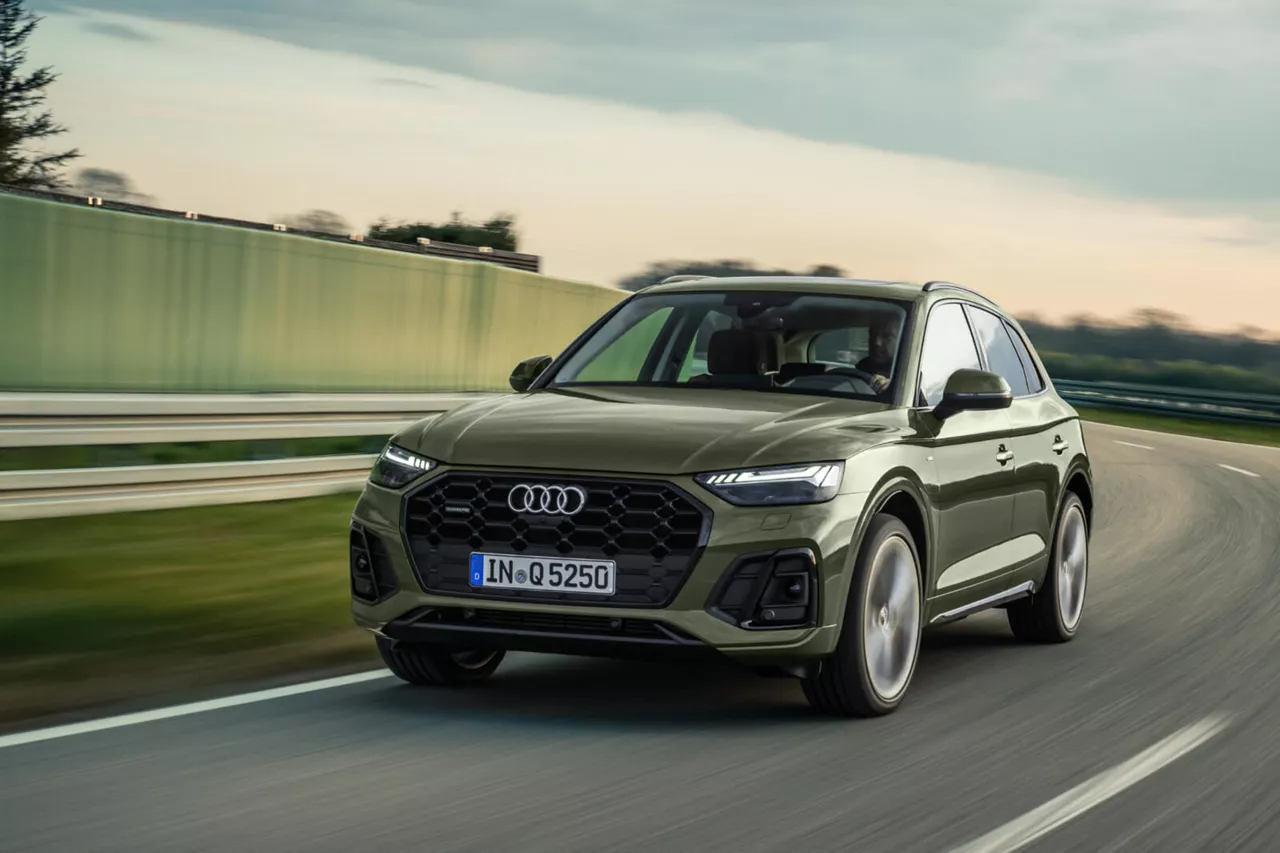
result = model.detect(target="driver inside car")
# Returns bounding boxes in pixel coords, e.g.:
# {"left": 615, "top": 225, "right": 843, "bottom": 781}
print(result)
{"left": 856, "top": 316, "right": 899, "bottom": 393}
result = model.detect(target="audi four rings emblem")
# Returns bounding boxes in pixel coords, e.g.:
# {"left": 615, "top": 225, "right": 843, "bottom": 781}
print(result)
{"left": 507, "top": 484, "right": 588, "bottom": 515}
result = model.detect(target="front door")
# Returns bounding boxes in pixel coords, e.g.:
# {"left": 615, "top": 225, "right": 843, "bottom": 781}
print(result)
{"left": 928, "top": 409, "right": 1018, "bottom": 593}
{"left": 915, "top": 301, "right": 1018, "bottom": 596}
{"left": 965, "top": 306, "right": 1059, "bottom": 570}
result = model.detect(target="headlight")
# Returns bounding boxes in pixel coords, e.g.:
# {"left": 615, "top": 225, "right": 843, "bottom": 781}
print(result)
{"left": 370, "top": 444, "right": 436, "bottom": 489}
{"left": 695, "top": 461, "right": 844, "bottom": 506}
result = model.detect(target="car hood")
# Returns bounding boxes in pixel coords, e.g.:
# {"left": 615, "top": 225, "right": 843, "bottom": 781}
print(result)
{"left": 397, "top": 386, "right": 903, "bottom": 475}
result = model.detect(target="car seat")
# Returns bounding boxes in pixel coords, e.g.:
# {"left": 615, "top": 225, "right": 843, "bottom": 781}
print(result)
{"left": 688, "top": 329, "right": 773, "bottom": 390}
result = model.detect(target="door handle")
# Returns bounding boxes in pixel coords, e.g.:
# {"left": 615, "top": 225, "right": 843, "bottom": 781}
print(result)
{"left": 1052, "top": 436, "right": 1068, "bottom": 455}
{"left": 996, "top": 446, "right": 1014, "bottom": 465}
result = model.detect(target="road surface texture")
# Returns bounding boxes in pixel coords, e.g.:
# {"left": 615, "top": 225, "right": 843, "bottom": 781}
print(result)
{"left": 2, "top": 422, "right": 1278, "bottom": 853}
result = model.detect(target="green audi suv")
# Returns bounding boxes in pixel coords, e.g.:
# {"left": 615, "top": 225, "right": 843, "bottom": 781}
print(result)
{"left": 349, "top": 276, "right": 1093, "bottom": 716}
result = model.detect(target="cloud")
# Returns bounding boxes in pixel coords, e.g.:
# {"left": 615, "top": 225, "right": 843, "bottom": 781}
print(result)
{"left": 33, "top": 0, "right": 1280, "bottom": 209}
{"left": 83, "top": 20, "right": 156, "bottom": 42}
{"left": 376, "top": 77, "right": 438, "bottom": 91}
{"left": 30, "top": 9, "right": 1280, "bottom": 334}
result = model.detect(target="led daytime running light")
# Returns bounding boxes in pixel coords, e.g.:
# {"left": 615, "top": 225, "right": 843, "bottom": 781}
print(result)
{"left": 695, "top": 461, "right": 845, "bottom": 506}
{"left": 369, "top": 444, "right": 437, "bottom": 489}
{"left": 702, "top": 464, "right": 842, "bottom": 488}
{"left": 383, "top": 445, "right": 433, "bottom": 471}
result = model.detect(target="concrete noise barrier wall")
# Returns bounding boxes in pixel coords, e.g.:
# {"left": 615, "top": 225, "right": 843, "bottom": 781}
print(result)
{"left": 0, "top": 192, "right": 625, "bottom": 392}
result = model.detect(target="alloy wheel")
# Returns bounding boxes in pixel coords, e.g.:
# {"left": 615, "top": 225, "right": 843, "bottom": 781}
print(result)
{"left": 1057, "top": 504, "right": 1088, "bottom": 631}
{"left": 861, "top": 533, "right": 922, "bottom": 702}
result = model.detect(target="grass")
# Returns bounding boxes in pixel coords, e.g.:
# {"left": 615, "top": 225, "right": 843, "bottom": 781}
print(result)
{"left": 0, "top": 493, "right": 378, "bottom": 725}
{"left": 1075, "top": 406, "right": 1280, "bottom": 447}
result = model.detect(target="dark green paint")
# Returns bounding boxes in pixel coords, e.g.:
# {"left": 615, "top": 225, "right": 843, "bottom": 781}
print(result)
{"left": 352, "top": 276, "right": 1092, "bottom": 670}
{"left": 508, "top": 354, "right": 552, "bottom": 392}
{"left": 934, "top": 368, "right": 1013, "bottom": 418}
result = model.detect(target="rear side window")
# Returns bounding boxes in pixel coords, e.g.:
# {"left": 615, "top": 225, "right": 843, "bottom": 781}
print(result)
{"left": 966, "top": 307, "right": 1031, "bottom": 397}
{"left": 1003, "top": 320, "right": 1045, "bottom": 394}
{"left": 917, "top": 302, "right": 982, "bottom": 407}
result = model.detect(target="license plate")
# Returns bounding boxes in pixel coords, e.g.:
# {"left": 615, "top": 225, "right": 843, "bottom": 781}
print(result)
{"left": 469, "top": 552, "right": 616, "bottom": 595}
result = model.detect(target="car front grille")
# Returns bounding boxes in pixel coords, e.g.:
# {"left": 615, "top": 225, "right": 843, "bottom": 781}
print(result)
{"left": 403, "top": 472, "right": 710, "bottom": 607}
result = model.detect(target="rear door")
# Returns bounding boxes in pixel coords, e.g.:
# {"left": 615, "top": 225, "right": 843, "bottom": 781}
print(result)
{"left": 917, "top": 302, "right": 1017, "bottom": 596}
{"left": 964, "top": 305, "right": 1058, "bottom": 566}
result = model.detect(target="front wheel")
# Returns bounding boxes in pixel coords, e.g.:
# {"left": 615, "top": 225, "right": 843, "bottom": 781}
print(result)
{"left": 376, "top": 637, "right": 505, "bottom": 685}
{"left": 1007, "top": 491, "right": 1089, "bottom": 643}
{"left": 802, "top": 514, "right": 923, "bottom": 717}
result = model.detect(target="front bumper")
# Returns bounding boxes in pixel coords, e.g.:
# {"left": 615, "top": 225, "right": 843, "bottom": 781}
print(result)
{"left": 349, "top": 465, "right": 870, "bottom": 667}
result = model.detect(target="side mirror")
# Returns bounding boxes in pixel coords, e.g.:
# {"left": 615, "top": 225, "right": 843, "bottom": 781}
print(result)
{"left": 509, "top": 354, "right": 553, "bottom": 392}
{"left": 933, "top": 368, "right": 1012, "bottom": 419}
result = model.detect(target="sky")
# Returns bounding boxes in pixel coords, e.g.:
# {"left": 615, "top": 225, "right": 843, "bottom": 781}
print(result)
{"left": 23, "top": 2, "right": 1280, "bottom": 334}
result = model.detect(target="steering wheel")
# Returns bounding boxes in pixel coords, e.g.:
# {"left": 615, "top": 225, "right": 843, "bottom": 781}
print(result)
{"left": 826, "top": 366, "right": 880, "bottom": 386}
{"left": 782, "top": 368, "right": 878, "bottom": 396}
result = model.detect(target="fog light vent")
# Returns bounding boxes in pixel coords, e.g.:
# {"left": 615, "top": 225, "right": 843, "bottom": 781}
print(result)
{"left": 706, "top": 547, "right": 818, "bottom": 630}
{"left": 350, "top": 525, "right": 398, "bottom": 602}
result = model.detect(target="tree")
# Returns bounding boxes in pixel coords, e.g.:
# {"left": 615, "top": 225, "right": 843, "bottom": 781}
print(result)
{"left": 0, "top": 0, "right": 80, "bottom": 188}
{"left": 617, "top": 259, "right": 848, "bottom": 292}
{"left": 1018, "top": 311, "right": 1279, "bottom": 383}
{"left": 368, "top": 211, "right": 519, "bottom": 251}
{"left": 72, "top": 168, "right": 152, "bottom": 204}
{"left": 279, "top": 208, "right": 351, "bottom": 235}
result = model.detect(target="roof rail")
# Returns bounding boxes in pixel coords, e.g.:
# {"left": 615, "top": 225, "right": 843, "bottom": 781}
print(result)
{"left": 659, "top": 274, "right": 713, "bottom": 285}
{"left": 922, "top": 280, "right": 989, "bottom": 300}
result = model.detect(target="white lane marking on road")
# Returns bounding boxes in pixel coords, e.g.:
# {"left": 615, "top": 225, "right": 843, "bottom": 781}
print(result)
{"left": 0, "top": 669, "right": 391, "bottom": 751}
{"left": 1113, "top": 440, "right": 1155, "bottom": 450}
{"left": 947, "top": 714, "right": 1231, "bottom": 853}
{"left": 1218, "top": 464, "right": 1261, "bottom": 478}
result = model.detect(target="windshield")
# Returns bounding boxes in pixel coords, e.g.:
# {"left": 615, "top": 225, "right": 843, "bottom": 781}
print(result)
{"left": 545, "top": 290, "right": 911, "bottom": 402}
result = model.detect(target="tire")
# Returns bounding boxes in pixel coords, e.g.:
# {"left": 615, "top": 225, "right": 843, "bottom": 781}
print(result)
{"left": 1008, "top": 491, "right": 1088, "bottom": 643}
{"left": 376, "top": 637, "right": 505, "bottom": 686}
{"left": 802, "top": 513, "right": 923, "bottom": 717}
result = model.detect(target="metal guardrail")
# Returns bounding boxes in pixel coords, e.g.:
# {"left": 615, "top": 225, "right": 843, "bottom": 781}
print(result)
{"left": 0, "top": 185, "right": 542, "bottom": 273}
{"left": 0, "top": 381, "right": 1275, "bottom": 521}
{"left": 0, "top": 392, "right": 499, "bottom": 520}
{"left": 0, "top": 455, "right": 377, "bottom": 521}
{"left": 0, "top": 392, "right": 497, "bottom": 447}
{"left": 1054, "top": 380, "right": 1280, "bottom": 425}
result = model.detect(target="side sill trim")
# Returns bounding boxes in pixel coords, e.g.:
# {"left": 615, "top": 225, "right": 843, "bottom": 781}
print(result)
{"left": 929, "top": 580, "right": 1035, "bottom": 625}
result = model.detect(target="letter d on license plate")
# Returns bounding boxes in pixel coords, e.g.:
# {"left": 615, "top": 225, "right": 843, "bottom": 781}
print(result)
{"left": 469, "top": 552, "right": 616, "bottom": 595}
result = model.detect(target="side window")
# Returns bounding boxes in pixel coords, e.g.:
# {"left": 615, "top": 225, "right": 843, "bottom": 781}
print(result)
{"left": 966, "top": 307, "right": 1031, "bottom": 397}
{"left": 917, "top": 303, "right": 982, "bottom": 407}
{"left": 1003, "top": 320, "right": 1045, "bottom": 394}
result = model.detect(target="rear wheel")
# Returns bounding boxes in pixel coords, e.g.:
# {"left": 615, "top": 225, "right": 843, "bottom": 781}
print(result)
{"left": 1008, "top": 491, "right": 1088, "bottom": 643}
{"left": 802, "top": 514, "right": 923, "bottom": 717}
{"left": 376, "top": 637, "right": 505, "bottom": 685}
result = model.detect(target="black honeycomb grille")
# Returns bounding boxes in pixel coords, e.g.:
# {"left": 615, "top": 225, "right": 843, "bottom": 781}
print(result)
{"left": 403, "top": 473, "right": 710, "bottom": 607}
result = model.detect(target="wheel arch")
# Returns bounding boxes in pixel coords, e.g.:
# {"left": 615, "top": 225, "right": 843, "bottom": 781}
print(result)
{"left": 1061, "top": 458, "right": 1094, "bottom": 530}
{"left": 843, "top": 472, "right": 932, "bottom": 601}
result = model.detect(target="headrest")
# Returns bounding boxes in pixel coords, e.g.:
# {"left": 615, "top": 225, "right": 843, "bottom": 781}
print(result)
{"left": 706, "top": 329, "right": 762, "bottom": 375}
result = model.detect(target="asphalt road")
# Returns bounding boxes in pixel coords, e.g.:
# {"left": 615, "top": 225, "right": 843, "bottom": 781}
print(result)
{"left": 2, "top": 422, "right": 1279, "bottom": 853}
